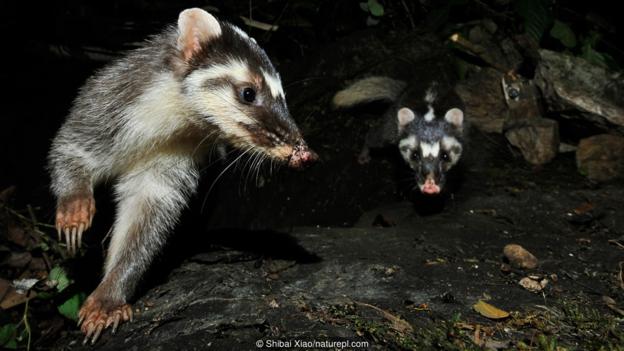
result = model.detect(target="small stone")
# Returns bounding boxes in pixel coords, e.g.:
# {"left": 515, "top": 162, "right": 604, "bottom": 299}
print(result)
{"left": 504, "top": 118, "right": 559, "bottom": 165}
{"left": 503, "top": 244, "right": 538, "bottom": 269}
{"left": 519, "top": 276, "right": 548, "bottom": 293}
{"left": 576, "top": 134, "right": 624, "bottom": 181}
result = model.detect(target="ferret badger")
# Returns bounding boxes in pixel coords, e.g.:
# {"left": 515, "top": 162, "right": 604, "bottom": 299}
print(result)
{"left": 333, "top": 77, "right": 465, "bottom": 194}
{"left": 48, "top": 8, "right": 316, "bottom": 343}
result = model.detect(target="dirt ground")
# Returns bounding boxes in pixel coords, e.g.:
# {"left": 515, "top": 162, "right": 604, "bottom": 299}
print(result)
{"left": 1, "top": 7, "right": 623, "bottom": 351}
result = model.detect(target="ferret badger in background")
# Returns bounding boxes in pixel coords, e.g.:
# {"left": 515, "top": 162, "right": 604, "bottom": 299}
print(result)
{"left": 48, "top": 8, "right": 316, "bottom": 343}
{"left": 333, "top": 77, "right": 465, "bottom": 195}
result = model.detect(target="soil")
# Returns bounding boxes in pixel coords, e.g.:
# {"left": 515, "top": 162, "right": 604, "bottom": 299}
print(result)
{"left": 1, "top": 5, "right": 623, "bottom": 350}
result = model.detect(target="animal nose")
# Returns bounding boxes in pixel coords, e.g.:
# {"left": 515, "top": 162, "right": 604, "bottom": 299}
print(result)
{"left": 288, "top": 143, "right": 318, "bottom": 169}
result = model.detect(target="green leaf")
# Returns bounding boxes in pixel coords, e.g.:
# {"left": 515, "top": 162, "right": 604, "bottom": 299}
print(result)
{"left": 57, "top": 293, "right": 85, "bottom": 321}
{"left": 48, "top": 266, "right": 71, "bottom": 292}
{"left": 359, "top": 2, "right": 369, "bottom": 12}
{"left": 550, "top": 20, "right": 576, "bottom": 48}
{"left": 0, "top": 324, "right": 17, "bottom": 348}
{"left": 515, "top": 0, "right": 552, "bottom": 43}
{"left": 368, "top": 0, "right": 384, "bottom": 17}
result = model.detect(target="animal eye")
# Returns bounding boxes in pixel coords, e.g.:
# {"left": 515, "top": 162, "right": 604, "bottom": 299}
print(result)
{"left": 411, "top": 151, "right": 420, "bottom": 160}
{"left": 441, "top": 151, "right": 450, "bottom": 162}
{"left": 241, "top": 87, "right": 256, "bottom": 103}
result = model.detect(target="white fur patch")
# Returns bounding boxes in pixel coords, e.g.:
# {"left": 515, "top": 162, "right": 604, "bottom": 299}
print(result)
{"left": 420, "top": 142, "right": 440, "bottom": 158}
{"left": 441, "top": 136, "right": 462, "bottom": 165}
{"left": 194, "top": 59, "right": 251, "bottom": 83}
{"left": 182, "top": 64, "right": 257, "bottom": 144}
{"left": 425, "top": 88, "right": 436, "bottom": 104}
{"left": 399, "top": 135, "right": 417, "bottom": 161}
{"left": 261, "top": 69, "right": 285, "bottom": 98}
{"left": 424, "top": 106, "right": 435, "bottom": 122}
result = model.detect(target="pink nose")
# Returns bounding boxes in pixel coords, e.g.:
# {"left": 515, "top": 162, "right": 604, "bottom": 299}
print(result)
{"left": 421, "top": 178, "right": 440, "bottom": 195}
{"left": 288, "top": 145, "right": 318, "bottom": 169}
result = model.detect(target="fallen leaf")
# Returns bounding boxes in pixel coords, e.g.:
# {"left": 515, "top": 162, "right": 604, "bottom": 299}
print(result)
{"left": 355, "top": 301, "right": 414, "bottom": 333}
{"left": 519, "top": 277, "right": 548, "bottom": 293}
{"left": 0, "top": 289, "right": 36, "bottom": 310}
{"left": 1, "top": 252, "right": 32, "bottom": 268}
{"left": 0, "top": 279, "right": 9, "bottom": 302}
{"left": 573, "top": 202, "right": 594, "bottom": 215}
{"left": 6, "top": 224, "right": 29, "bottom": 248}
{"left": 268, "top": 299, "right": 280, "bottom": 308}
{"left": 12, "top": 278, "right": 39, "bottom": 294}
{"left": 603, "top": 296, "right": 624, "bottom": 316}
{"left": 473, "top": 300, "right": 510, "bottom": 319}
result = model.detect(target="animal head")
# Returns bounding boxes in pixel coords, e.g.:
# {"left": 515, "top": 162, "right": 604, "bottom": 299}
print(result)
{"left": 397, "top": 106, "right": 464, "bottom": 195}
{"left": 175, "top": 8, "right": 316, "bottom": 168}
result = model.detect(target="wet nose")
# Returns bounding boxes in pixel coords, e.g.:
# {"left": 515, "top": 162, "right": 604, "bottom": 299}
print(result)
{"left": 288, "top": 143, "right": 318, "bottom": 169}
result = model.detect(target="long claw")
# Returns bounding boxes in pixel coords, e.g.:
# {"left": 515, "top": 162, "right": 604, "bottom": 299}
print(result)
{"left": 56, "top": 225, "right": 62, "bottom": 241}
{"left": 77, "top": 223, "right": 84, "bottom": 250}
{"left": 112, "top": 314, "right": 121, "bottom": 334}
{"left": 78, "top": 314, "right": 85, "bottom": 327}
{"left": 83, "top": 323, "right": 94, "bottom": 345}
{"left": 64, "top": 228, "right": 70, "bottom": 251}
{"left": 91, "top": 324, "right": 104, "bottom": 345}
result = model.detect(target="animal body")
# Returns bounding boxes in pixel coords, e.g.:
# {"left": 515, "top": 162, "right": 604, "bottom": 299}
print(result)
{"left": 48, "top": 8, "right": 315, "bottom": 343}
{"left": 333, "top": 76, "right": 465, "bottom": 194}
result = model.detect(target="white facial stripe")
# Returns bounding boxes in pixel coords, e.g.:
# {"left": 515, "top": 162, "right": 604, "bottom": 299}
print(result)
{"left": 261, "top": 69, "right": 285, "bottom": 98}
{"left": 441, "top": 136, "right": 462, "bottom": 165}
{"left": 420, "top": 142, "right": 440, "bottom": 158}
{"left": 193, "top": 59, "right": 250, "bottom": 83}
{"left": 424, "top": 106, "right": 435, "bottom": 122}
{"left": 399, "top": 135, "right": 417, "bottom": 161}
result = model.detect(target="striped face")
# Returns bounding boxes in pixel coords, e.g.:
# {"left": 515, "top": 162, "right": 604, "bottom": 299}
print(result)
{"left": 176, "top": 8, "right": 316, "bottom": 168}
{"left": 397, "top": 107, "right": 464, "bottom": 195}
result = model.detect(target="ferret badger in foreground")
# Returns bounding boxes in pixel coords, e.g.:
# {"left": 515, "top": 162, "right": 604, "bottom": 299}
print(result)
{"left": 333, "top": 77, "right": 465, "bottom": 194}
{"left": 48, "top": 8, "right": 316, "bottom": 343}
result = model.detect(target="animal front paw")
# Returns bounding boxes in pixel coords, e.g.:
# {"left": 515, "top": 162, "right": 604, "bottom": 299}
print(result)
{"left": 78, "top": 295, "right": 133, "bottom": 345}
{"left": 55, "top": 193, "right": 95, "bottom": 256}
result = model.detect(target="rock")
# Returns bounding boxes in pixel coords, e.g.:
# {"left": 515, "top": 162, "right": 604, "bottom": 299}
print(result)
{"left": 576, "top": 134, "right": 624, "bottom": 181}
{"left": 504, "top": 118, "right": 559, "bottom": 165}
{"left": 456, "top": 68, "right": 508, "bottom": 133}
{"left": 535, "top": 49, "right": 624, "bottom": 133}
{"left": 503, "top": 244, "right": 538, "bottom": 269}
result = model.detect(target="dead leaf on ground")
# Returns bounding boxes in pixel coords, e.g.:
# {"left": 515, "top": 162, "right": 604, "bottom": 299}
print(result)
{"left": 355, "top": 301, "right": 414, "bottom": 333}
{"left": 573, "top": 202, "right": 594, "bottom": 215}
{"left": 1, "top": 251, "right": 32, "bottom": 268}
{"left": 519, "top": 276, "right": 548, "bottom": 293}
{"left": 0, "top": 279, "right": 10, "bottom": 301}
{"left": 7, "top": 223, "right": 30, "bottom": 247}
{"left": 603, "top": 296, "right": 624, "bottom": 316}
{"left": 0, "top": 288, "right": 37, "bottom": 310}
{"left": 473, "top": 300, "right": 510, "bottom": 319}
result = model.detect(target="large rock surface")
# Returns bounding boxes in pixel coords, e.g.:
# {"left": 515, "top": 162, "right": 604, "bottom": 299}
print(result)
{"left": 576, "top": 134, "right": 624, "bottom": 181}
{"left": 504, "top": 118, "right": 560, "bottom": 165}
{"left": 535, "top": 49, "right": 624, "bottom": 133}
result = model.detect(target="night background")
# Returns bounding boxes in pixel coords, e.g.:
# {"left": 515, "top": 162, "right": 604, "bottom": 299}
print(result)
{"left": 1, "top": 0, "right": 623, "bottom": 349}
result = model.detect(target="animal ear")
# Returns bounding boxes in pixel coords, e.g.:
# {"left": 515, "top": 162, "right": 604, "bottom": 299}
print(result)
{"left": 444, "top": 108, "right": 464, "bottom": 129}
{"left": 177, "top": 8, "right": 222, "bottom": 61}
{"left": 397, "top": 107, "right": 415, "bottom": 131}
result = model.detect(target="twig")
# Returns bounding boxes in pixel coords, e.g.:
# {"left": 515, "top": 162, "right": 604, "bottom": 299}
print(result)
{"left": 608, "top": 239, "right": 624, "bottom": 250}
{"left": 400, "top": 0, "right": 416, "bottom": 30}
